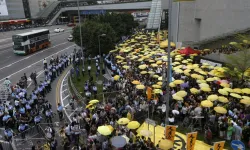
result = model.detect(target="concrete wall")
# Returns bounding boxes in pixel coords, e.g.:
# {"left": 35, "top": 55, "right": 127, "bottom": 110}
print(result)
{"left": 0, "top": 0, "right": 25, "bottom": 20}
{"left": 29, "top": 0, "right": 40, "bottom": 18}
{"left": 168, "top": 0, "right": 250, "bottom": 45}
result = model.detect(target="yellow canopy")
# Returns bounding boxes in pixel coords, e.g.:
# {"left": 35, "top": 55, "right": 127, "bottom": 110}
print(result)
{"left": 136, "top": 84, "right": 145, "bottom": 90}
{"left": 173, "top": 80, "right": 184, "bottom": 85}
{"left": 113, "top": 75, "right": 120, "bottom": 81}
{"left": 190, "top": 88, "right": 199, "bottom": 94}
{"left": 207, "top": 94, "right": 218, "bottom": 101}
{"left": 214, "top": 106, "right": 227, "bottom": 114}
{"left": 201, "top": 100, "right": 213, "bottom": 107}
{"left": 218, "top": 89, "right": 228, "bottom": 96}
{"left": 230, "top": 93, "right": 242, "bottom": 99}
{"left": 158, "top": 139, "right": 174, "bottom": 150}
{"left": 176, "top": 91, "right": 187, "bottom": 97}
{"left": 117, "top": 118, "right": 130, "bottom": 125}
{"left": 218, "top": 96, "right": 229, "bottom": 103}
{"left": 173, "top": 94, "right": 184, "bottom": 101}
{"left": 240, "top": 99, "right": 250, "bottom": 105}
{"left": 132, "top": 80, "right": 140, "bottom": 85}
{"left": 97, "top": 126, "right": 112, "bottom": 136}
{"left": 242, "top": 88, "right": 250, "bottom": 94}
{"left": 127, "top": 121, "right": 140, "bottom": 129}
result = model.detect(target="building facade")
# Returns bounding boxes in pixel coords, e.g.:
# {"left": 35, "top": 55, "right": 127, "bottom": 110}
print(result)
{"left": 0, "top": 0, "right": 40, "bottom": 20}
{"left": 162, "top": 0, "right": 250, "bottom": 45}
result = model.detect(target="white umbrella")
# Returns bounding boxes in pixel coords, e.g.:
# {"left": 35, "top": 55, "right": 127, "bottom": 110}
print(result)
{"left": 111, "top": 136, "right": 127, "bottom": 148}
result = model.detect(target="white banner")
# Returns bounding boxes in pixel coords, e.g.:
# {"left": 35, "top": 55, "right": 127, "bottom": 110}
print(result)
{"left": 0, "top": 0, "right": 8, "bottom": 16}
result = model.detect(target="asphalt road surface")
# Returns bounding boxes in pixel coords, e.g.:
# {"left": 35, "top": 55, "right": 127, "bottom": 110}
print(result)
{"left": 0, "top": 25, "right": 74, "bottom": 84}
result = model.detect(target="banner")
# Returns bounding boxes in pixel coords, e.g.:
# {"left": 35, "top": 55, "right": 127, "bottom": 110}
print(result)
{"left": 146, "top": 87, "right": 152, "bottom": 100}
{"left": 213, "top": 141, "right": 225, "bottom": 150}
{"left": 0, "top": 0, "right": 8, "bottom": 16}
{"left": 165, "top": 125, "right": 177, "bottom": 142}
{"left": 186, "top": 132, "right": 198, "bottom": 150}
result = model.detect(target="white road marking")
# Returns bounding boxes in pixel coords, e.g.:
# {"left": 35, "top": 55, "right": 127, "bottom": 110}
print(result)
{"left": 0, "top": 45, "right": 74, "bottom": 82}
{"left": 60, "top": 71, "right": 71, "bottom": 122}
{"left": 0, "top": 38, "right": 11, "bottom": 43}
{"left": 62, "top": 83, "right": 67, "bottom": 87}
{"left": 62, "top": 89, "right": 68, "bottom": 93}
{"left": 0, "top": 42, "right": 68, "bottom": 71}
{"left": 62, "top": 95, "right": 70, "bottom": 101}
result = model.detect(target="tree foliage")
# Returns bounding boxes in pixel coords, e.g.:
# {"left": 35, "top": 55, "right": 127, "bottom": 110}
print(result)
{"left": 72, "top": 20, "right": 116, "bottom": 55}
{"left": 225, "top": 35, "right": 250, "bottom": 85}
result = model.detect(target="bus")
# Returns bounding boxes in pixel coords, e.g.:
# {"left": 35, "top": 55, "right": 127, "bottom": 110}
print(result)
{"left": 12, "top": 29, "right": 51, "bottom": 55}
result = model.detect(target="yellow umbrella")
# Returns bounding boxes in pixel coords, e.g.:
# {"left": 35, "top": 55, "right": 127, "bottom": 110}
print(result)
{"left": 240, "top": 99, "right": 250, "bottom": 105}
{"left": 207, "top": 94, "right": 218, "bottom": 101}
{"left": 158, "top": 77, "right": 163, "bottom": 81}
{"left": 197, "top": 80, "right": 207, "bottom": 84}
{"left": 127, "top": 121, "right": 140, "bottom": 129}
{"left": 113, "top": 75, "right": 120, "bottom": 81}
{"left": 218, "top": 96, "right": 229, "bottom": 103}
{"left": 148, "top": 71, "right": 155, "bottom": 74}
{"left": 97, "top": 126, "right": 112, "bottom": 136}
{"left": 117, "top": 118, "right": 130, "bottom": 125}
{"left": 158, "top": 139, "right": 174, "bottom": 150}
{"left": 201, "top": 100, "right": 213, "bottom": 107}
{"left": 139, "top": 64, "right": 147, "bottom": 70}
{"left": 169, "top": 82, "right": 176, "bottom": 88}
{"left": 152, "top": 84, "right": 161, "bottom": 88}
{"left": 233, "top": 88, "right": 242, "bottom": 94}
{"left": 176, "top": 91, "right": 187, "bottom": 97}
{"left": 242, "top": 96, "right": 250, "bottom": 100}
{"left": 190, "top": 88, "right": 199, "bottom": 94}
{"left": 201, "top": 87, "right": 211, "bottom": 92}
{"left": 86, "top": 103, "right": 93, "bottom": 108}
{"left": 242, "top": 88, "right": 250, "bottom": 94}
{"left": 223, "top": 87, "right": 233, "bottom": 92}
{"left": 230, "top": 93, "right": 242, "bottom": 99}
{"left": 199, "top": 83, "right": 210, "bottom": 88}
{"left": 153, "top": 89, "right": 162, "bottom": 94}
{"left": 151, "top": 64, "right": 158, "bottom": 67}
{"left": 107, "top": 125, "right": 114, "bottom": 132}
{"left": 172, "top": 94, "right": 184, "bottom": 101}
{"left": 157, "top": 82, "right": 163, "bottom": 86}
{"left": 218, "top": 89, "right": 228, "bottom": 96}
{"left": 89, "top": 99, "right": 99, "bottom": 104}
{"left": 214, "top": 106, "right": 227, "bottom": 114}
{"left": 153, "top": 75, "right": 159, "bottom": 78}
{"left": 220, "top": 83, "right": 230, "bottom": 88}
{"left": 123, "top": 65, "right": 130, "bottom": 69}
{"left": 136, "top": 84, "right": 145, "bottom": 90}
{"left": 132, "top": 80, "right": 140, "bottom": 85}
{"left": 140, "top": 71, "right": 148, "bottom": 74}
{"left": 175, "top": 69, "right": 183, "bottom": 73}
{"left": 139, "top": 130, "right": 152, "bottom": 137}
{"left": 173, "top": 80, "right": 184, "bottom": 85}
{"left": 206, "top": 77, "right": 215, "bottom": 82}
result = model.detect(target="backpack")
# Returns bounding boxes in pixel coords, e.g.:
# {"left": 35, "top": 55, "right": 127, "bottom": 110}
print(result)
{"left": 206, "top": 129, "right": 212, "bottom": 139}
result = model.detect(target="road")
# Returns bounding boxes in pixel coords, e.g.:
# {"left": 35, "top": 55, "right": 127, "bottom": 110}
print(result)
{"left": 0, "top": 25, "right": 74, "bottom": 85}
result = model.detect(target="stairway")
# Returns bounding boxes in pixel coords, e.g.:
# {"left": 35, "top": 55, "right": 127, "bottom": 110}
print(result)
{"left": 146, "top": 0, "right": 162, "bottom": 30}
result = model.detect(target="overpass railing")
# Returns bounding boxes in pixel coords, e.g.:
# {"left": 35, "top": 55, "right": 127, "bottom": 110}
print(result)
{"left": 37, "top": 0, "right": 152, "bottom": 25}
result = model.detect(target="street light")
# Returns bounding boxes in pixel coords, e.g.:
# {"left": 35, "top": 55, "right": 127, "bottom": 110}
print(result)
{"left": 77, "top": 0, "right": 84, "bottom": 66}
{"left": 98, "top": 34, "right": 106, "bottom": 59}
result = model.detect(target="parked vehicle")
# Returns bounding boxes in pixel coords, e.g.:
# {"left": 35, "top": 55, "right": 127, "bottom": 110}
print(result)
{"left": 54, "top": 28, "right": 64, "bottom": 33}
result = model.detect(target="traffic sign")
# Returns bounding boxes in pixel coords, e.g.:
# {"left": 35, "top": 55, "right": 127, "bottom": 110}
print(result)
{"left": 231, "top": 140, "right": 245, "bottom": 150}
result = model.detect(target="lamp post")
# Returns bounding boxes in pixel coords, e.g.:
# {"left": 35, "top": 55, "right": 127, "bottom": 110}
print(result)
{"left": 98, "top": 34, "right": 106, "bottom": 61}
{"left": 77, "top": 0, "right": 84, "bottom": 66}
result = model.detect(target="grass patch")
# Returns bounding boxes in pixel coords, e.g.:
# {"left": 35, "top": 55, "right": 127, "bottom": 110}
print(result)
{"left": 71, "top": 60, "right": 103, "bottom": 101}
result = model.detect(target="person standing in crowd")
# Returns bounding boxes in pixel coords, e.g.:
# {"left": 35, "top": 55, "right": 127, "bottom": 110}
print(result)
{"left": 88, "top": 65, "right": 91, "bottom": 76}
{"left": 57, "top": 103, "right": 64, "bottom": 121}
{"left": 43, "top": 58, "right": 47, "bottom": 70}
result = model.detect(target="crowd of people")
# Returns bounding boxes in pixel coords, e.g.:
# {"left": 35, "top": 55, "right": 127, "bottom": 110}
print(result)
{"left": 59, "top": 30, "right": 250, "bottom": 150}
{"left": 1, "top": 52, "right": 74, "bottom": 149}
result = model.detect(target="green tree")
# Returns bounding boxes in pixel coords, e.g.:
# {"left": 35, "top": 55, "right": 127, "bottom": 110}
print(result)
{"left": 225, "top": 35, "right": 250, "bottom": 86}
{"left": 94, "top": 13, "right": 138, "bottom": 41}
{"left": 72, "top": 20, "right": 116, "bottom": 55}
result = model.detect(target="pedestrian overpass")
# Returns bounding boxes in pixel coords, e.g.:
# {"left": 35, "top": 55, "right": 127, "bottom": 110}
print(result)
{"left": 36, "top": 1, "right": 152, "bottom": 25}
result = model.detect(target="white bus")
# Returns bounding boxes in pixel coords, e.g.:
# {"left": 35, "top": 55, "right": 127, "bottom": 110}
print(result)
{"left": 12, "top": 29, "right": 51, "bottom": 55}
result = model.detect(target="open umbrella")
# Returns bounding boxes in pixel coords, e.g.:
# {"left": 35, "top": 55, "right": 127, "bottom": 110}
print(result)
{"left": 206, "top": 77, "right": 215, "bottom": 82}
{"left": 86, "top": 103, "right": 93, "bottom": 108}
{"left": 139, "top": 64, "right": 147, "bottom": 70}
{"left": 153, "top": 89, "right": 162, "bottom": 94}
{"left": 220, "top": 83, "right": 230, "bottom": 88}
{"left": 169, "top": 82, "right": 176, "bottom": 88}
{"left": 242, "top": 88, "right": 250, "bottom": 94}
{"left": 201, "top": 100, "right": 213, "bottom": 107}
{"left": 201, "top": 87, "right": 211, "bottom": 92}
{"left": 176, "top": 91, "right": 187, "bottom": 97}
{"left": 173, "top": 80, "right": 184, "bottom": 85}
{"left": 111, "top": 136, "right": 127, "bottom": 148}
{"left": 157, "top": 82, "right": 163, "bottom": 85}
{"left": 158, "top": 139, "right": 174, "bottom": 150}
{"left": 190, "top": 88, "right": 199, "bottom": 94}
{"left": 140, "top": 71, "right": 148, "bottom": 74}
{"left": 89, "top": 99, "right": 99, "bottom": 104}
{"left": 148, "top": 71, "right": 155, "bottom": 74}
{"left": 214, "top": 107, "right": 227, "bottom": 114}
{"left": 132, "top": 80, "right": 140, "bottom": 85}
{"left": 136, "top": 84, "right": 145, "bottom": 90}
{"left": 123, "top": 65, "right": 130, "bottom": 69}
{"left": 199, "top": 83, "right": 210, "bottom": 88}
{"left": 240, "top": 99, "right": 250, "bottom": 105}
{"left": 230, "top": 93, "right": 242, "bottom": 99}
{"left": 117, "top": 118, "right": 130, "bottom": 125}
{"left": 173, "top": 94, "right": 183, "bottom": 101}
{"left": 127, "top": 121, "right": 140, "bottom": 129}
{"left": 97, "top": 126, "right": 112, "bottom": 136}
{"left": 218, "top": 96, "right": 229, "bottom": 103}
{"left": 113, "top": 75, "right": 120, "bottom": 81}
{"left": 242, "top": 96, "right": 250, "bottom": 100}
{"left": 218, "top": 89, "right": 228, "bottom": 96}
{"left": 223, "top": 87, "right": 233, "bottom": 92}
{"left": 233, "top": 88, "right": 242, "bottom": 94}
{"left": 140, "top": 130, "right": 152, "bottom": 137}
{"left": 207, "top": 94, "right": 218, "bottom": 101}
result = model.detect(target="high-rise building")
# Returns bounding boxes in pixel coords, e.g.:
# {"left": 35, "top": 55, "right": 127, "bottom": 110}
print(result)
{"left": 0, "top": 0, "right": 40, "bottom": 20}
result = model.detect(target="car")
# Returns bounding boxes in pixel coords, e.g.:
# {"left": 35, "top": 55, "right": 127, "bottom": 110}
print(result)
{"left": 67, "top": 23, "right": 76, "bottom": 27}
{"left": 68, "top": 35, "right": 73, "bottom": 41}
{"left": 54, "top": 28, "right": 64, "bottom": 33}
